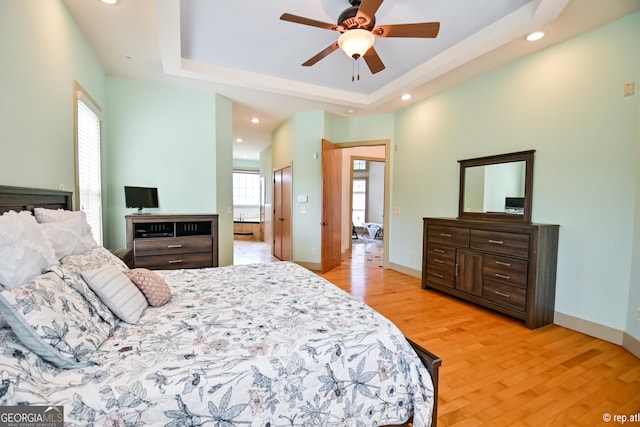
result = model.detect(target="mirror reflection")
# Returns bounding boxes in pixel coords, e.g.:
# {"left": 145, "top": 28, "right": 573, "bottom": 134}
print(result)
{"left": 464, "top": 161, "right": 526, "bottom": 215}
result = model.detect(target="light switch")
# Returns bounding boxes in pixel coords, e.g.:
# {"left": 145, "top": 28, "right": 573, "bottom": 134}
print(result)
{"left": 297, "top": 195, "right": 308, "bottom": 203}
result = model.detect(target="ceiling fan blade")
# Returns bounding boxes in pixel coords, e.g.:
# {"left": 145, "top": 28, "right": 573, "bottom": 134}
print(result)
{"left": 363, "top": 47, "right": 385, "bottom": 74}
{"left": 280, "top": 13, "right": 343, "bottom": 32}
{"left": 302, "top": 42, "right": 340, "bottom": 66}
{"left": 373, "top": 22, "right": 440, "bottom": 38}
{"left": 356, "top": 0, "right": 383, "bottom": 27}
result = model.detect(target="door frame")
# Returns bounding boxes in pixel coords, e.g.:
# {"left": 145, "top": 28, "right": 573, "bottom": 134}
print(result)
{"left": 324, "top": 139, "right": 391, "bottom": 269}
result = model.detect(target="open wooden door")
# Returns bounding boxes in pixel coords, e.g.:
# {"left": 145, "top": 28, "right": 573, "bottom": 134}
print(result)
{"left": 273, "top": 165, "right": 292, "bottom": 261}
{"left": 321, "top": 139, "right": 342, "bottom": 272}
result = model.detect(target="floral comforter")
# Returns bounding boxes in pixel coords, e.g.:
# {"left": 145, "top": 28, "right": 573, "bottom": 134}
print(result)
{"left": 0, "top": 262, "right": 434, "bottom": 426}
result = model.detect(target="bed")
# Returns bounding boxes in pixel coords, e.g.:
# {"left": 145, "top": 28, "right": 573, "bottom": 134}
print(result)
{"left": 0, "top": 185, "right": 441, "bottom": 426}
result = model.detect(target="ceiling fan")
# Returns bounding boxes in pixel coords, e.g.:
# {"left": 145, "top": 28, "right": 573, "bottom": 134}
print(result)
{"left": 280, "top": 0, "right": 441, "bottom": 76}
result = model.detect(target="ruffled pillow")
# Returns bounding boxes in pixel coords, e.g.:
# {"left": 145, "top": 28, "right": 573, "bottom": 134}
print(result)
{"left": 34, "top": 207, "right": 77, "bottom": 223}
{"left": 0, "top": 211, "right": 58, "bottom": 289}
{"left": 126, "top": 269, "right": 171, "bottom": 307}
{"left": 34, "top": 208, "right": 99, "bottom": 258}
{"left": 39, "top": 215, "right": 99, "bottom": 259}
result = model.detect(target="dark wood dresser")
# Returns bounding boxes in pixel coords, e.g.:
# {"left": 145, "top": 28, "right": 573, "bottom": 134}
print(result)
{"left": 126, "top": 214, "right": 219, "bottom": 270}
{"left": 422, "top": 218, "right": 559, "bottom": 329}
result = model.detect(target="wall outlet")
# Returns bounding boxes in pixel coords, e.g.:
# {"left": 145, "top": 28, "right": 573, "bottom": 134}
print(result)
{"left": 636, "top": 306, "right": 640, "bottom": 322}
{"left": 410, "top": 252, "right": 416, "bottom": 259}
{"left": 312, "top": 248, "right": 317, "bottom": 255}
{"left": 623, "top": 82, "right": 635, "bottom": 97}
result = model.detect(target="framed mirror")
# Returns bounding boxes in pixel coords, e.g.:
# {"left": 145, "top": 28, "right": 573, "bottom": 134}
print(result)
{"left": 458, "top": 150, "right": 534, "bottom": 223}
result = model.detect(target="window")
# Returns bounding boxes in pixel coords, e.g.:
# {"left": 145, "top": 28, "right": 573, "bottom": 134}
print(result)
{"left": 353, "top": 159, "right": 367, "bottom": 171}
{"left": 74, "top": 82, "right": 103, "bottom": 244}
{"left": 352, "top": 178, "right": 367, "bottom": 227}
{"left": 233, "top": 170, "right": 260, "bottom": 220}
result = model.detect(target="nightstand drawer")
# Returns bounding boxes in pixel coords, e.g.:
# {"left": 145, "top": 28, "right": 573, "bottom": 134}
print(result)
{"left": 134, "top": 252, "right": 214, "bottom": 270}
{"left": 470, "top": 230, "right": 529, "bottom": 258}
{"left": 483, "top": 279, "right": 526, "bottom": 312}
{"left": 134, "top": 236, "right": 212, "bottom": 256}
{"left": 483, "top": 254, "right": 528, "bottom": 288}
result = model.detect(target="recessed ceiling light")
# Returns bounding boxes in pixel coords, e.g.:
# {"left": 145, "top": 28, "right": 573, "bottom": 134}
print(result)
{"left": 251, "top": 117, "right": 260, "bottom": 124}
{"left": 526, "top": 31, "right": 545, "bottom": 42}
{"left": 100, "top": 0, "right": 118, "bottom": 4}
{"left": 235, "top": 138, "right": 243, "bottom": 143}
{"left": 346, "top": 109, "right": 355, "bottom": 115}
{"left": 401, "top": 94, "right": 412, "bottom": 101}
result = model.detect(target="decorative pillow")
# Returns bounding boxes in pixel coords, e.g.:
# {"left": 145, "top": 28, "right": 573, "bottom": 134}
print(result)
{"left": 39, "top": 215, "right": 99, "bottom": 259}
{"left": 47, "top": 263, "right": 119, "bottom": 331}
{"left": 0, "top": 211, "right": 58, "bottom": 289}
{"left": 61, "top": 246, "right": 129, "bottom": 273}
{"left": 33, "top": 207, "right": 77, "bottom": 223}
{"left": 0, "top": 272, "right": 111, "bottom": 368}
{"left": 81, "top": 265, "right": 148, "bottom": 324}
{"left": 126, "top": 269, "right": 171, "bottom": 307}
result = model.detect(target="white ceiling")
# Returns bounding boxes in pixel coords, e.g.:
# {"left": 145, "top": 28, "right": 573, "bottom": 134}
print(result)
{"left": 63, "top": 0, "right": 640, "bottom": 161}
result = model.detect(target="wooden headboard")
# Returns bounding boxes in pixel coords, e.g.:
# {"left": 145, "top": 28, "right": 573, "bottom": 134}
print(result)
{"left": 0, "top": 185, "right": 72, "bottom": 214}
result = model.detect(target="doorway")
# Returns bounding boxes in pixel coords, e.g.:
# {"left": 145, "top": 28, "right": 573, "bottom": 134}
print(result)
{"left": 273, "top": 165, "right": 292, "bottom": 261}
{"left": 321, "top": 140, "right": 390, "bottom": 272}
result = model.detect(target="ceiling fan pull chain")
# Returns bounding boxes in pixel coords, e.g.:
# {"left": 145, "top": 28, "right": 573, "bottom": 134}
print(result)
{"left": 352, "top": 59, "right": 355, "bottom": 82}
{"left": 357, "top": 58, "right": 361, "bottom": 81}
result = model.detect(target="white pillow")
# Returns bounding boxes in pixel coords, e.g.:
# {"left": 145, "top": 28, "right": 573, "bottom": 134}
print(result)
{"left": 39, "top": 215, "right": 99, "bottom": 259}
{"left": 81, "top": 265, "right": 148, "bottom": 324}
{"left": 0, "top": 211, "right": 58, "bottom": 289}
{"left": 33, "top": 207, "right": 74, "bottom": 223}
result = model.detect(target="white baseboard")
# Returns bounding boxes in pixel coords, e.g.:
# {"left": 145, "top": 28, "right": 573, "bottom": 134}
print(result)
{"left": 387, "top": 262, "right": 421, "bottom": 279}
{"left": 554, "top": 311, "right": 624, "bottom": 345}
{"left": 623, "top": 333, "right": 640, "bottom": 359}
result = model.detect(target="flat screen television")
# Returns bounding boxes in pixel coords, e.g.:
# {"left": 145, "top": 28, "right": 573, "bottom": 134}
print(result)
{"left": 505, "top": 196, "right": 524, "bottom": 214}
{"left": 124, "top": 186, "right": 159, "bottom": 214}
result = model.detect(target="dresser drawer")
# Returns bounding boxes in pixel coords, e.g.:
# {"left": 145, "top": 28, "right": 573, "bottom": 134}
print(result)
{"left": 134, "top": 252, "right": 214, "bottom": 270}
{"left": 425, "top": 265, "right": 455, "bottom": 289}
{"left": 483, "top": 279, "right": 526, "bottom": 312}
{"left": 470, "top": 230, "right": 529, "bottom": 258}
{"left": 427, "top": 225, "right": 469, "bottom": 248}
{"left": 134, "top": 236, "right": 212, "bottom": 256}
{"left": 483, "top": 254, "right": 528, "bottom": 289}
{"left": 426, "top": 245, "right": 456, "bottom": 269}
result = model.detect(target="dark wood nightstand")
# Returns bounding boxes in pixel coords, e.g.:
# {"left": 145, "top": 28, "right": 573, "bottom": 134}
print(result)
{"left": 110, "top": 248, "right": 134, "bottom": 269}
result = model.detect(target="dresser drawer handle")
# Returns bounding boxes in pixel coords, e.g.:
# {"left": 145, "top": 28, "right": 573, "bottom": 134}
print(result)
{"left": 494, "top": 290, "right": 511, "bottom": 298}
{"left": 488, "top": 239, "right": 504, "bottom": 245}
{"left": 494, "top": 273, "right": 511, "bottom": 280}
{"left": 432, "top": 272, "right": 444, "bottom": 279}
{"left": 495, "top": 260, "right": 512, "bottom": 267}
{"left": 440, "top": 233, "right": 453, "bottom": 238}
{"left": 433, "top": 248, "right": 446, "bottom": 254}
{"left": 168, "top": 259, "right": 183, "bottom": 264}
{"left": 167, "top": 244, "right": 183, "bottom": 249}
{"left": 434, "top": 259, "right": 445, "bottom": 264}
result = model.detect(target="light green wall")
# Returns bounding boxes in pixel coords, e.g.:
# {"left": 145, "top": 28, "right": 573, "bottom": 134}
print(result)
{"left": 105, "top": 77, "right": 222, "bottom": 251}
{"left": 214, "top": 95, "right": 234, "bottom": 266}
{"left": 393, "top": 12, "right": 640, "bottom": 335}
{"left": 233, "top": 159, "right": 260, "bottom": 170}
{"left": 0, "top": 0, "right": 105, "bottom": 200}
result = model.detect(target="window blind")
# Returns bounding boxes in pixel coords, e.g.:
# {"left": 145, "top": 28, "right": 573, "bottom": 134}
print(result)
{"left": 76, "top": 93, "right": 103, "bottom": 245}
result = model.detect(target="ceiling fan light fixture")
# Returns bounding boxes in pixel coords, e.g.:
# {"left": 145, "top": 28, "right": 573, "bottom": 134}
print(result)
{"left": 338, "top": 29, "right": 375, "bottom": 58}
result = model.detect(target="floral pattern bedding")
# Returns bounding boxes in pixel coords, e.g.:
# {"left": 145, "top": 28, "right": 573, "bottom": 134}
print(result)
{"left": 0, "top": 260, "right": 434, "bottom": 426}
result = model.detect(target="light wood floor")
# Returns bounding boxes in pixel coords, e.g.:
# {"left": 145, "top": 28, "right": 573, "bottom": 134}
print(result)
{"left": 235, "top": 241, "right": 640, "bottom": 426}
